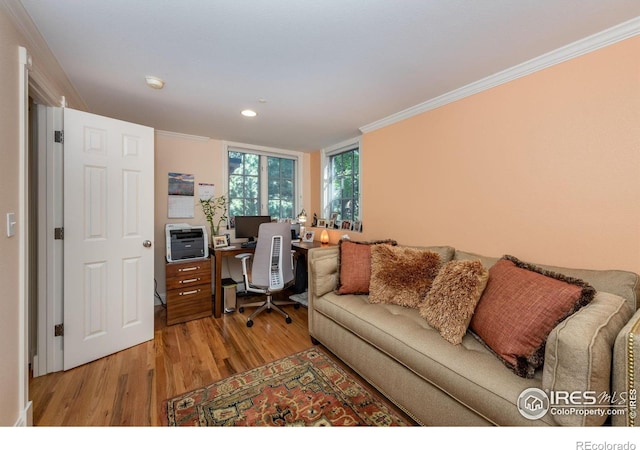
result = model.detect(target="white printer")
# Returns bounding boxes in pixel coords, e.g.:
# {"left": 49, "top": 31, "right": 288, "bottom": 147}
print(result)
{"left": 165, "top": 223, "right": 209, "bottom": 262}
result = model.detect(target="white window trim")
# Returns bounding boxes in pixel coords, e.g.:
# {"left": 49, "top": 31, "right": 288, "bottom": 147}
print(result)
{"left": 321, "top": 137, "right": 362, "bottom": 221}
{"left": 223, "top": 141, "right": 304, "bottom": 217}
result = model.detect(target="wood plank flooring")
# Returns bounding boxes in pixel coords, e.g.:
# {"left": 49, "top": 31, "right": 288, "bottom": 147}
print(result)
{"left": 29, "top": 294, "right": 312, "bottom": 426}
{"left": 29, "top": 293, "right": 415, "bottom": 426}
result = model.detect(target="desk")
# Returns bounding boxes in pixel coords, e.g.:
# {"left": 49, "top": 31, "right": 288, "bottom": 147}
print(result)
{"left": 211, "top": 242, "right": 335, "bottom": 318}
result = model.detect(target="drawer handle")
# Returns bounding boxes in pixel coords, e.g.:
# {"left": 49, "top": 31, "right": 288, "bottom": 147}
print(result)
{"left": 179, "top": 289, "right": 201, "bottom": 296}
{"left": 180, "top": 278, "right": 200, "bottom": 284}
{"left": 179, "top": 266, "right": 200, "bottom": 272}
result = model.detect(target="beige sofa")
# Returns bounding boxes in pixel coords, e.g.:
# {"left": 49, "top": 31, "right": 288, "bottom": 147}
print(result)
{"left": 307, "top": 245, "right": 640, "bottom": 426}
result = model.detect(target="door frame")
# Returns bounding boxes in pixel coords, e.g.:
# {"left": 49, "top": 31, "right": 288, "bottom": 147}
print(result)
{"left": 33, "top": 105, "right": 64, "bottom": 376}
{"left": 17, "top": 46, "right": 32, "bottom": 426}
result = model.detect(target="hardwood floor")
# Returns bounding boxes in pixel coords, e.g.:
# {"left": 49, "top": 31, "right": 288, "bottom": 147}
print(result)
{"left": 29, "top": 293, "right": 314, "bottom": 426}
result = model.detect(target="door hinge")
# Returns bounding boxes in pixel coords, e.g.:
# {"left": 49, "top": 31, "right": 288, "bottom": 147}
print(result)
{"left": 54, "top": 323, "right": 64, "bottom": 337}
{"left": 54, "top": 130, "right": 64, "bottom": 144}
{"left": 54, "top": 227, "right": 64, "bottom": 240}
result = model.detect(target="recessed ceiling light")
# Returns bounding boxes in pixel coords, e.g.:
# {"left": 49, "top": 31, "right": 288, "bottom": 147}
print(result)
{"left": 241, "top": 109, "right": 257, "bottom": 117}
{"left": 145, "top": 76, "right": 165, "bottom": 89}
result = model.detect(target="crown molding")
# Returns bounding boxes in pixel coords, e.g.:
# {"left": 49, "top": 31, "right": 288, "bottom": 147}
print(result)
{"left": 155, "top": 130, "right": 210, "bottom": 141}
{"left": 359, "top": 16, "right": 640, "bottom": 135}
{"left": 2, "top": 0, "right": 87, "bottom": 109}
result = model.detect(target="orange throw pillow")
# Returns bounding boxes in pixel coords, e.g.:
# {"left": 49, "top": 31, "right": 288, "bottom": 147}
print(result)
{"left": 470, "top": 255, "right": 596, "bottom": 378}
{"left": 337, "top": 239, "right": 397, "bottom": 295}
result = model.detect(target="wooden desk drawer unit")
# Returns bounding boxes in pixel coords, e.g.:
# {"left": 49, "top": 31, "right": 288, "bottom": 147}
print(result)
{"left": 165, "top": 258, "right": 212, "bottom": 325}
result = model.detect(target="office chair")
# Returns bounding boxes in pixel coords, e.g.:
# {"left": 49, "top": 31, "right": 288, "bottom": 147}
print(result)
{"left": 235, "top": 222, "right": 297, "bottom": 327}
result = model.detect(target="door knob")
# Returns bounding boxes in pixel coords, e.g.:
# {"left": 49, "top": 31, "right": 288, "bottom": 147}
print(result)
{"left": 143, "top": 240, "right": 152, "bottom": 248}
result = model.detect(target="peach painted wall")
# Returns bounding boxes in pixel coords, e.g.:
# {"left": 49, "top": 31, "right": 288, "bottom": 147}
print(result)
{"left": 154, "top": 133, "right": 313, "bottom": 295}
{"left": 154, "top": 133, "right": 224, "bottom": 295}
{"left": 357, "top": 36, "right": 640, "bottom": 273}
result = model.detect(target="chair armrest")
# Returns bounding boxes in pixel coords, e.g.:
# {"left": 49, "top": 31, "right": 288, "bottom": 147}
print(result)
{"left": 612, "top": 307, "right": 640, "bottom": 426}
{"left": 234, "top": 253, "right": 252, "bottom": 260}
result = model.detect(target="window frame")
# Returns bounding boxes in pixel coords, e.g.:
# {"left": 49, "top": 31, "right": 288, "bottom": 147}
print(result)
{"left": 321, "top": 137, "right": 362, "bottom": 226}
{"left": 223, "top": 141, "right": 303, "bottom": 222}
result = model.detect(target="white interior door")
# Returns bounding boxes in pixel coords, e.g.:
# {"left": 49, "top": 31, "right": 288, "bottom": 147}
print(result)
{"left": 63, "top": 107, "right": 154, "bottom": 370}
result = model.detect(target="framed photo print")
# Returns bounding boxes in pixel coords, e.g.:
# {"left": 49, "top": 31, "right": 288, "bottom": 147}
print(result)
{"left": 302, "top": 231, "right": 315, "bottom": 242}
{"left": 317, "top": 218, "right": 327, "bottom": 228}
{"left": 328, "top": 219, "right": 335, "bottom": 229}
{"left": 213, "top": 235, "right": 228, "bottom": 248}
{"left": 353, "top": 221, "right": 362, "bottom": 233}
{"left": 341, "top": 220, "right": 352, "bottom": 230}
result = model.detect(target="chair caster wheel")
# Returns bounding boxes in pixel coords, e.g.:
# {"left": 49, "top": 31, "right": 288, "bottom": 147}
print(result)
{"left": 246, "top": 320, "right": 253, "bottom": 327}
{"left": 239, "top": 307, "right": 244, "bottom": 313}
{"left": 267, "top": 308, "right": 273, "bottom": 313}
{"left": 294, "top": 304, "right": 300, "bottom": 309}
{"left": 285, "top": 317, "right": 292, "bottom": 324}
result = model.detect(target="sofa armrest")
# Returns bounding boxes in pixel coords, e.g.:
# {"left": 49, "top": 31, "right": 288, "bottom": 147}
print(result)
{"left": 307, "top": 247, "right": 339, "bottom": 336}
{"left": 543, "top": 292, "right": 633, "bottom": 426}
{"left": 307, "top": 247, "right": 339, "bottom": 301}
{"left": 612, "top": 307, "right": 640, "bottom": 426}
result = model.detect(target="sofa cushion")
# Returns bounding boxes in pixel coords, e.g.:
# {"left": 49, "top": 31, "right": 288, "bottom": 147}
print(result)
{"left": 543, "top": 291, "right": 632, "bottom": 426}
{"left": 419, "top": 259, "right": 489, "bottom": 345}
{"left": 454, "top": 250, "right": 500, "bottom": 269}
{"left": 312, "top": 291, "right": 553, "bottom": 426}
{"left": 454, "top": 250, "right": 639, "bottom": 311}
{"left": 422, "top": 245, "right": 456, "bottom": 265}
{"left": 470, "top": 255, "right": 596, "bottom": 378}
{"left": 337, "top": 239, "right": 397, "bottom": 295}
{"left": 369, "top": 245, "right": 441, "bottom": 308}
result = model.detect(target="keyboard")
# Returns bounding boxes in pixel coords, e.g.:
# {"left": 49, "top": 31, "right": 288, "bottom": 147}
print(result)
{"left": 241, "top": 241, "right": 257, "bottom": 249}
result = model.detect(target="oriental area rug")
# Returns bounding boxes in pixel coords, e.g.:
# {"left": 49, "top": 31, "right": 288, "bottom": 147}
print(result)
{"left": 164, "top": 347, "right": 411, "bottom": 426}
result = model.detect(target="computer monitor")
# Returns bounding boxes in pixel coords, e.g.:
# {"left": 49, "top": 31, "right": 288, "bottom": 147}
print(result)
{"left": 234, "top": 215, "right": 272, "bottom": 242}
{"left": 290, "top": 223, "right": 300, "bottom": 240}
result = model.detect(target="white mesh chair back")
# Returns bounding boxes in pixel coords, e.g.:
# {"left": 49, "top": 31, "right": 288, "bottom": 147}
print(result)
{"left": 250, "top": 222, "right": 293, "bottom": 289}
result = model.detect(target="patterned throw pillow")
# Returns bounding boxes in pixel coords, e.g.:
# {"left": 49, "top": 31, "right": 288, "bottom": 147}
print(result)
{"left": 369, "top": 245, "right": 441, "bottom": 308}
{"left": 419, "top": 259, "right": 489, "bottom": 345}
{"left": 337, "top": 239, "right": 397, "bottom": 295}
{"left": 470, "top": 255, "right": 596, "bottom": 378}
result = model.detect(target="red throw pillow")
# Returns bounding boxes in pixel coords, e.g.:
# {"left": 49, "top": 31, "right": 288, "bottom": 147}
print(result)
{"left": 337, "top": 239, "right": 397, "bottom": 295}
{"left": 470, "top": 255, "right": 596, "bottom": 378}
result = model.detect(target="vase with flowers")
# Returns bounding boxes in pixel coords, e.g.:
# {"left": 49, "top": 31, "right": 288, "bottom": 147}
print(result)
{"left": 199, "top": 196, "right": 228, "bottom": 246}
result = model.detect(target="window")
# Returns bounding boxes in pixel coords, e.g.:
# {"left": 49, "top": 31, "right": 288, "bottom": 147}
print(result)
{"left": 228, "top": 151, "right": 260, "bottom": 216}
{"left": 323, "top": 139, "right": 361, "bottom": 222}
{"left": 267, "top": 157, "right": 295, "bottom": 219}
{"left": 227, "top": 144, "right": 300, "bottom": 221}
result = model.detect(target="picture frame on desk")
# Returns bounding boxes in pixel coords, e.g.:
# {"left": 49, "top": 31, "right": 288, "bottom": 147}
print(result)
{"left": 302, "top": 231, "right": 315, "bottom": 242}
{"left": 213, "top": 235, "right": 228, "bottom": 248}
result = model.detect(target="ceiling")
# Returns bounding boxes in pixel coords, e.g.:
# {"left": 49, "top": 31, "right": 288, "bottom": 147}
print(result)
{"left": 19, "top": 0, "right": 640, "bottom": 152}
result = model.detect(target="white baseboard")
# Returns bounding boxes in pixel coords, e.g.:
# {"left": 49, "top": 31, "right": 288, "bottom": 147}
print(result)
{"left": 14, "top": 400, "right": 32, "bottom": 426}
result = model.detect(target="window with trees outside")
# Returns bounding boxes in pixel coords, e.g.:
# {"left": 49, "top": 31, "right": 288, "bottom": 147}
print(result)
{"left": 228, "top": 148, "right": 297, "bottom": 221}
{"left": 324, "top": 141, "right": 360, "bottom": 222}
